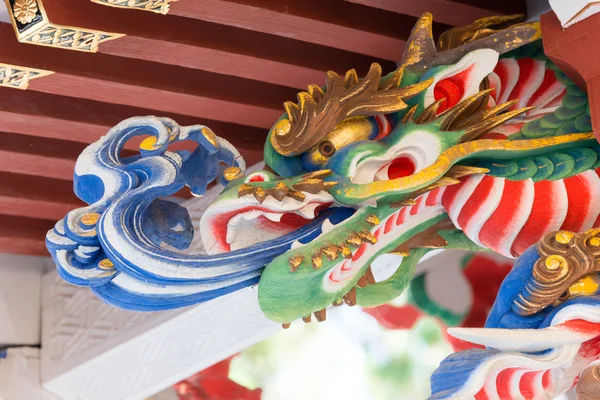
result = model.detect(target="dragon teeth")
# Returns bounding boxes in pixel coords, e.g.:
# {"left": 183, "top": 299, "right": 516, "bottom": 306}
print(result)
{"left": 297, "top": 203, "right": 320, "bottom": 219}
{"left": 226, "top": 211, "right": 263, "bottom": 244}
{"left": 321, "top": 218, "right": 335, "bottom": 233}
{"left": 263, "top": 212, "right": 283, "bottom": 222}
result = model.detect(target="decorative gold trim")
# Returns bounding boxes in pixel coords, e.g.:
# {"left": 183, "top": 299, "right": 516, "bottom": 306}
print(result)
{"left": 22, "top": 23, "right": 124, "bottom": 52}
{"left": 4, "top": 0, "right": 124, "bottom": 53}
{"left": 0, "top": 62, "right": 54, "bottom": 90}
{"left": 90, "top": 0, "right": 174, "bottom": 15}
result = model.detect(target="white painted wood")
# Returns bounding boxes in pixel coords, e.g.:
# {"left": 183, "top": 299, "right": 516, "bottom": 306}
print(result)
{"left": 0, "top": 2, "right": 9, "bottom": 24}
{"left": 0, "top": 253, "right": 46, "bottom": 347}
{"left": 0, "top": 347, "right": 57, "bottom": 400}
{"left": 550, "top": 0, "right": 600, "bottom": 28}
{"left": 40, "top": 270, "right": 279, "bottom": 400}
{"left": 148, "top": 387, "right": 178, "bottom": 400}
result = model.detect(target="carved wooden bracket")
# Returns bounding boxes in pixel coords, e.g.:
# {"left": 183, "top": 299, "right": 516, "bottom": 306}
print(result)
{"left": 3, "top": 0, "right": 124, "bottom": 52}
{"left": 542, "top": 11, "right": 600, "bottom": 143}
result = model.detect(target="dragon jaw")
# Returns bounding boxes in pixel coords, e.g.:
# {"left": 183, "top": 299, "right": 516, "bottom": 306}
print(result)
{"left": 200, "top": 189, "right": 335, "bottom": 254}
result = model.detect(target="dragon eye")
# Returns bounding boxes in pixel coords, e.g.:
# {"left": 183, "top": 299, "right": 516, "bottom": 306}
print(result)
{"left": 319, "top": 141, "right": 336, "bottom": 157}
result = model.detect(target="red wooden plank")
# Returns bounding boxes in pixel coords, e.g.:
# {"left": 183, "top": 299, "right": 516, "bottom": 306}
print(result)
{"left": 41, "top": 0, "right": 396, "bottom": 89}
{"left": 0, "top": 88, "right": 269, "bottom": 153}
{"left": 0, "top": 172, "right": 84, "bottom": 220}
{"left": 344, "top": 0, "right": 525, "bottom": 26}
{"left": 0, "top": 149, "right": 75, "bottom": 180}
{"left": 0, "top": 130, "right": 264, "bottom": 180}
{"left": 169, "top": 0, "right": 446, "bottom": 61}
{"left": 0, "top": 24, "right": 294, "bottom": 128}
{"left": 449, "top": 0, "right": 525, "bottom": 14}
{"left": 0, "top": 237, "right": 48, "bottom": 256}
{"left": 0, "top": 215, "right": 54, "bottom": 256}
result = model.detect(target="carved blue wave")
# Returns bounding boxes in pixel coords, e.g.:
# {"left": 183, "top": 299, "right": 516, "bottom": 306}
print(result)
{"left": 45, "top": 117, "right": 352, "bottom": 311}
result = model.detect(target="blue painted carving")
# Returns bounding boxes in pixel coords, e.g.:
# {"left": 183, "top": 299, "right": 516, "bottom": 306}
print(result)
{"left": 430, "top": 243, "right": 600, "bottom": 399}
{"left": 46, "top": 117, "right": 351, "bottom": 311}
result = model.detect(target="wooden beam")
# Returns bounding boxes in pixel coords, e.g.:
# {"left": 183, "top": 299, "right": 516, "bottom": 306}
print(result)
{"left": 0, "top": 214, "right": 54, "bottom": 256}
{"left": 0, "top": 172, "right": 85, "bottom": 220}
{"left": 448, "top": 0, "right": 525, "bottom": 15}
{"left": 0, "top": 132, "right": 79, "bottom": 180}
{"left": 343, "top": 0, "right": 526, "bottom": 27}
{"left": 167, "top": 0, "right": 451, "bottom": 61}
{"left": 0, "top": 88, "right": 269, "bottom": 155}
{"left": 0, "top": 23, "right": 294, "bottom": 128}
{"left": 0, "top": 131, "right": 265, "bottom": 180}
{"left": 37, "top": 0, "right": 396, "bottom": 89}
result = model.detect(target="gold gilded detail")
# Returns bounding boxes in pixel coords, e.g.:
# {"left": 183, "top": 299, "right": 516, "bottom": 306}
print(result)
{"left": 13, "top": 0, "right": 38, "bottom": 24}
{"left": 403, "top": 13, "right": 540, "bottom": 71}
{"left": 311, "top": 252, "right": 323, "bottom": 269}
{"left": 273, "top": 118, "right": 291, "bottom": 138}
{"left": 321, "top": 245, "right": 340, "bottom": 261}
{"left": 0, "top": 62, "right": 54, "bottom": 90}
{"left": 358, "top": 230, "right": 378, "bottom": 245}
{"left": 223, "top": 166, "right": 242, "bottom": 181}
{"left": 201, "top": 127, "right": 219, "bottom": 148}
{"left": 305, "top": 117, "right": 373, "bottom": 167}
{"left": 81, "top": 212, "right": 101, "bottom": 226}
{"left": 237, "top": 170, "right": 334, "bottom": 203}
{"left": 271, "top": 62, "right": 432, "bottom": 156}
{"left": 545, "top": 255, "right": 567, "bottom": 271}
{"left": 568, "top": 274, "right": 600, "bottom": 297}
{"left": 341, "top": 132, "right": 594, "bottom": 202}
{"left": 139, "top": 132, "right": 176, "bottom": 151}
{"left": 365, "top": 214, "right": 379, "bottom": 226}
{"left": 289, "top": 255, "right": 303, "bottom": 272}
{"left": 98, "top": 259, "right": 115, "bottom": 270}
{"left": 555, "top": 231, "right": 574, "bottom": 244}
{"left": 513, "top": 228, "right": 600, "bottom": 316}
{"left": 438, "top": 14, "right": 527, "bottom": 51}
{"left": 90, "top": 0, "right": 174, "bottom": 15}
{"left": 346, "top": 233, "right": 363, "bottom": 248}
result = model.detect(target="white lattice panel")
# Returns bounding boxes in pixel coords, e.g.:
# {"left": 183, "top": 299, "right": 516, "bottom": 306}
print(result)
{"left": 0, "top": 253, "right": 46, "bottom": 347}
{"left": 41, "top": 270, "right": 279, "bottom": 400}
{"left": 0, "top": 347, "right": 57, "bottom": 400}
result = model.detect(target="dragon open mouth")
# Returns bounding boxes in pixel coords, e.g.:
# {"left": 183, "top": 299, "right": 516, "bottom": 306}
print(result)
{"left": 201, "top": 193, "right": 335, "bottom": 254}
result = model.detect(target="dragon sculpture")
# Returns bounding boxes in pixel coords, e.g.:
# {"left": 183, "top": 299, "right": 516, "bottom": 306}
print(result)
{"left": 46, "top": 12, "right": 600, "bottom": 399}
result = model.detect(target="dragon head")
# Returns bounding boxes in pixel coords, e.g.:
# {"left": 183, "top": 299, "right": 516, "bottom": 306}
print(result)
{"left": 200, "top": 14, "right": 548, "bottom": 324}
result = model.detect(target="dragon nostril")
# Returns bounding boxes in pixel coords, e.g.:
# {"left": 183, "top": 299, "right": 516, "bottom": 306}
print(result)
{"left": 387, "top": 157, "right": 415, "bottom": 179}
{"left": 249, "top": 175, "right": 264, "bottom": 182}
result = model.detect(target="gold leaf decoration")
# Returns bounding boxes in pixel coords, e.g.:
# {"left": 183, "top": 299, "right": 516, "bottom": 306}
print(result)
{"left": 91, "top": 0, "right": 174, "bottom": 15}
{"left": 13, "top": 0, "right": 38, "bottom": 24}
